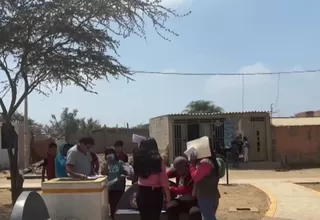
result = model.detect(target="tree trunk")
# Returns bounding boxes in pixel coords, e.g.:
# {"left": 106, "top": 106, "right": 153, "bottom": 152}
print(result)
{"left": 4, "top": 122, "right": 24, "bottom": 205}
{"left": 9, "top": 152, "right": 23, "bottom": 205}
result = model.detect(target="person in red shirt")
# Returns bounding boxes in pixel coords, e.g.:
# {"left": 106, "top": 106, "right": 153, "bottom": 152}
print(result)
{"left": 40, "top": 142, "right": 57, "bottom": 182}
{"left": 166, "top": 156, "right": 202, "bottom": 220}
{"left": 114, "top": 140, "right": 128, "bottom": 163}
{"left": 90, "top": 151, "right": 99, "bottom": 173}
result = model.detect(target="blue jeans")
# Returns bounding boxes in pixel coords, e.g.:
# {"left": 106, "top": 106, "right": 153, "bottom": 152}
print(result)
{"left": 198, "top": 198, "right": 219, "bottom": 220}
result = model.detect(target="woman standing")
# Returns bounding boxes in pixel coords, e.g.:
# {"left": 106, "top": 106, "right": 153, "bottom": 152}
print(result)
{"left": 243, "top": 136, "right": 249, "bottom": 163}
{"left": 190, "top": 148, "right": 220, "bottom": 220}
{"left": 133, "top": 138, "right": 171, "bottom": 220}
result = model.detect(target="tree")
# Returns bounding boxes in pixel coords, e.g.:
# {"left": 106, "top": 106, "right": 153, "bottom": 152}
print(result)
{"left": 0, "top": 0, "right": 187, "bottom": 203}
{"left": 47, "top": 108, "right": 102, "bottom": 139}
{"left": 49, "top": 108, "right": 80, "bottom": 141}
{"left": 78, "top": 117, "right": 102, "bottom": 136}
{"left": 183, "top": 100, "right": 224, "bottom": 114}
{"left": 133, "top": 123, "right": 149, "bottom": 129}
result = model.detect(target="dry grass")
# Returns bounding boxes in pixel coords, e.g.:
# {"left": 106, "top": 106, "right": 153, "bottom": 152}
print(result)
{"left": 217, "top": 184, "right": 269, "bottom": 220}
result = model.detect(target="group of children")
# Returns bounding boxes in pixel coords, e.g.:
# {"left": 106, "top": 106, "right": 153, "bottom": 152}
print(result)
{"left": 40, "top": 139, "right": 130, "bottom": 219}
{"left": 133, "top": 138, "right": 221, "bottom": 220}
{"left": 40, "top": 141, "right": 100, "bottom": 181}
{"left": 41, "top": 137, "right": 221, "bottom": 220}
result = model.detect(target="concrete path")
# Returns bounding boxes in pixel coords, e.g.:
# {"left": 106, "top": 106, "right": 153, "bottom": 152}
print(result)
{"left": 250, "top": 179, "right": 320, "bottom": 220}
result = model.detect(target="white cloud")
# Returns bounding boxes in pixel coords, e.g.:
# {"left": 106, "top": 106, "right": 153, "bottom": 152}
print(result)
{"left": 204, "top": 62, "right": 281, "bottom": 113}
{"left": 205, "top": 62, "right": 271, "bottom": 91}
{"left": 204, "top": 63, "right": 320, "bottom": 116}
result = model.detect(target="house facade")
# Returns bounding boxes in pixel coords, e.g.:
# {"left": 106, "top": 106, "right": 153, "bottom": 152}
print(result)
{"left": 272, "top": 117, "right": 320, "bottom": 166}
{"left": 149, "top": 111, "right": 272, "bottom": 164}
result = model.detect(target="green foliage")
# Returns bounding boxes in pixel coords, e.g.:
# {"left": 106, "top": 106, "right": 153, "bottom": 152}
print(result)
{"left": 48, "top": 108, "right": 102, "bottom": 140}
{"left": 133, "top": 123, "right": 149, "bottom": 129}
{"left": 183, "top": 100, "right": 224, "bottom": 114}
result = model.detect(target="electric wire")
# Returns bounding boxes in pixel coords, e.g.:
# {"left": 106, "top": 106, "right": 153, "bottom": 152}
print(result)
{"left": 131, "top": 68, "right": 320, "bottom": 76}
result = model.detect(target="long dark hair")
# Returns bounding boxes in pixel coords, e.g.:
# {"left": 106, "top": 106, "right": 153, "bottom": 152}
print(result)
{"left": 133, "top": 138, "right": 162, "bottom": 178}
{"left": 105, "top": 147, "right": 119, "bottom": 160}
{"left": 209, "top": 146, "right": 220, "bottom": 177}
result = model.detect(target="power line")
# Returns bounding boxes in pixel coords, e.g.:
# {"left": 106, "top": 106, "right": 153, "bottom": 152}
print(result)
{"left": 131, "top": 68, "right": 320, "bottom": 76}
{"left": 242, "top": 74, "right": 245, "bottom": 112}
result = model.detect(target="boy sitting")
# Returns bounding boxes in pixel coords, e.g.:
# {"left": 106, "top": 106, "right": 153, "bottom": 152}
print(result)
{"left": 166, "top": 157, "right": 202, "bottom": 220}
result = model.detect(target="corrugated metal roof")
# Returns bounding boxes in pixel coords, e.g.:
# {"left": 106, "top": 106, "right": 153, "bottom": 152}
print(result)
{"left": 272, "top": 117, "right": 320, "bottom": 127}
{"left": 168, "top": 111, "right": 269, "bottom": 116}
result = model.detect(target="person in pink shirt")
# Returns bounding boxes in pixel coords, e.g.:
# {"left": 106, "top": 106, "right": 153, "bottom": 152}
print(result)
{"left": 133, "top": 138, "right": 171, "bottom": 220}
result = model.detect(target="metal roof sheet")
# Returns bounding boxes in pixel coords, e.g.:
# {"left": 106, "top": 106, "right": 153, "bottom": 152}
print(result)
{"left": 167, "top": 111, "right": 269, "bottom": 116}
{"left": 272, "top": 117, "right": 320, "bottom": 127}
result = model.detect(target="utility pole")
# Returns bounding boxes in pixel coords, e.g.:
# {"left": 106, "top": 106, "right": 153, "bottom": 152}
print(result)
{"left": 23, "top": 96, "right": 29, "bottom": 168}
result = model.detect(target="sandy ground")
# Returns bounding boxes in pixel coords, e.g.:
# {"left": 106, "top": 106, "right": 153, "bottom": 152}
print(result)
{"left": 0, "top": 185, "right": 268, "bottom": 220}
{"left": 217, "top": 184, "right": 268, "bottom": 220}
{"left": 224, "top": 168, "right": 320, "bottom": 179}
{"left": 1, "top": 168, "right": 320, "bottom": 189}
{"left": 0, "top": 189, "right": 11, "bottom": 220}
{"left": 298, "top": 183, "right": 320, "bottom": 193}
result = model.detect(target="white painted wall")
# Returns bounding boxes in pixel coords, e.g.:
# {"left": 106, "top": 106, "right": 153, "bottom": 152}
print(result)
{"left": 0, "top": 123, "right": 27, "bottom": 170}
{"left": 0, "top": 148, "right": 10, "bottom": 169}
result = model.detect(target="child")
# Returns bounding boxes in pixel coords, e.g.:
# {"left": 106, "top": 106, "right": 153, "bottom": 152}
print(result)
{"left": 40, "top": 142, "right": 57, "bottom": 182}
{"left": 55, "top": 143, "right": 73, "bottom": 178}
{"left": 166, "top": 156, "right": 202, "bottom": 220}
{"left": 101, "top": 147, "right": 127, "bottom": 219}
{"left": 189, "top": 149, "right": 220, "bottom": 220}
{"left": 114, "top": 140, "right": 128, "bottom": 163}
{"left": 91, "top": 151, "right": 100, "bottom": 173}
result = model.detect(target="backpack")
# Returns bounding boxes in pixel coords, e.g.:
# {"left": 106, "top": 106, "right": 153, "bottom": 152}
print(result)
{"left": 216, "top": 154, "right": 226, "bottom": 179}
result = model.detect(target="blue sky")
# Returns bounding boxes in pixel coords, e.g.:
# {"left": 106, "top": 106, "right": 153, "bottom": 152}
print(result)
{"left": 8, "top": 0, "right": 320, "bottom": 127}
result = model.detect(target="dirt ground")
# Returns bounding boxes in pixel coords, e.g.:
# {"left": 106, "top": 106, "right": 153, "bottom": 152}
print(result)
{"left": 225, "top": 168, "right": 320, "bottom": 180}
{"left": 0, "top": 189, "right": 12, "bottom": 220}
{"left": 0, "top": 185, "right": 268, "bottom": 220}
{"left": 217, "top": 184, "right": 269, "bottom": 220}
{"left": 298, "top": 183, "right": 320, "bottom": 193}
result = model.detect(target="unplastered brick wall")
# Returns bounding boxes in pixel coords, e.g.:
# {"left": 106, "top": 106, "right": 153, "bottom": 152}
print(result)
{"left": 90, "top": 128, "right": 149, "bottom": 153}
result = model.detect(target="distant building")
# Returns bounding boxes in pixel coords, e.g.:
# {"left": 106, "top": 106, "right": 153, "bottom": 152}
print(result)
{"left": 149, "top": 111, "right": 272, "bottom": 164}
{"left": 295, "top": 110, "right": 320, "bottom": 118}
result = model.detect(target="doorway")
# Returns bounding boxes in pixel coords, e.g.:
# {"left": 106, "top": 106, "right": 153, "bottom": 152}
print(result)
{"left": 187, "top": 124, "right": 200, "bottom": 141}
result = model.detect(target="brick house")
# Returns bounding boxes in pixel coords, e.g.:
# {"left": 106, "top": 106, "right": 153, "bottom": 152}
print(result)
{"left": 272, "top": 117, "right": 320, "bottom": 166}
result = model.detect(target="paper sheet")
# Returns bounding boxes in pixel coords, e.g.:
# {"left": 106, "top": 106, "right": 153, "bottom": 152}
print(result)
{"left": 184, "top": 147, "right": 197, "bottom": 160}
{"left": 132, "top": 134, "right": 147, "bottom": 144}
{"left": 87, "top": 175, "right": 104, "bottom": 180}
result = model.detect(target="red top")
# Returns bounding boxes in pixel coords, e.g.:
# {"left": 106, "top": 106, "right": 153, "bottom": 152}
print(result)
{"left": 117, "top": 152, "right": 128, "bottom": 163}
{"left": 91, "top": 152, "right": 98, "bottom": 165}
{"left": 167, "top": 168, "right": 193, "bottom": 196}
{"left": 190, "top": 162, "right": 213, "bottom": 183}
{"left": 46, "top": 155, "right": 56, "bottom": 180}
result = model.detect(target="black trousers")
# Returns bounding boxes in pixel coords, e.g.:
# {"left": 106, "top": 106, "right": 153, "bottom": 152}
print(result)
{"left": 109, "top": 190, "right": 124, "bottom": 219}
{"left": 166, "top": 195, "right": 202, "bottom": 220}
{"left": 136, "top": 185, "right": 164, "bottom": 220}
